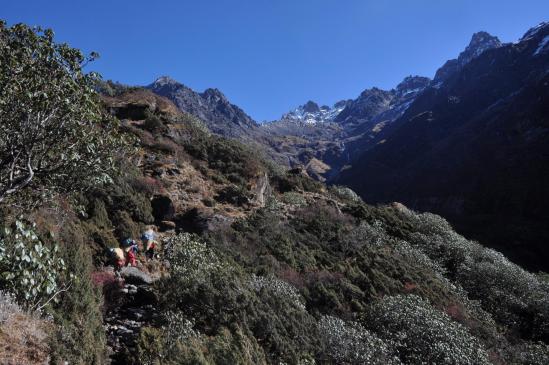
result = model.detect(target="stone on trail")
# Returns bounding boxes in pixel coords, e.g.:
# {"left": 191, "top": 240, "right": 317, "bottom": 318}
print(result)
{"left": 120, "top": 266, "right": 153, "bottom": 285}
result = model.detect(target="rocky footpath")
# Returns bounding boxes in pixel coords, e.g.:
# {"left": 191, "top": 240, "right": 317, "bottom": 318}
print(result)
{"left": 104, "top": 267, "right": 159, "bottom": 364}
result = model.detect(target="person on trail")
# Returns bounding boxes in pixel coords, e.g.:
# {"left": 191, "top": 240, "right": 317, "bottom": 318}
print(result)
{"left": 109, "top": 247, "right": 126, "bottom": 270}
{"left": 121, "top": 238, "right": 138, "bottom": 267}
{"left": 141, "top": 228, "right": 157, "bottom": 260}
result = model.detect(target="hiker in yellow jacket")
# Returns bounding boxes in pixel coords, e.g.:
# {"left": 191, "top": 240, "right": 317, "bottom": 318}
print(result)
{"left": 109, "top": 247, "right": 126, "bottom": 269}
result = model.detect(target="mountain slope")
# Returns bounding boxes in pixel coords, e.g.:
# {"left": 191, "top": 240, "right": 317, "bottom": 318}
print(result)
{"left": 260, "top": 75, "right": 431, "bottom": 180}
{"left": 433, "top": 31, "right": 502, "bottom": 83}
{"left": 279, "top": 100, "right": 352, "bottom": 125}
{"left": 96, "top": 89, "right": 549, "bottom": 364}
{"left": 146, "top": 76, "right": 259, "bottom": 138}
{"left": 337, "top": 22, "right": 549, "bottom": 270}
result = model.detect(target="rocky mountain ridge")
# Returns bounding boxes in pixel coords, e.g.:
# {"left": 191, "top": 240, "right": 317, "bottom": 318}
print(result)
{"left": 434, "top": 31, "right": 503, "bottom": 83}
{"left": 145, "top": 28, "right": 508, "bottom": 180}
{"left": 146, "top": 76, "right": 259, "bottom": 139}
{"left": 279, "top": 99, "right": 352, "bottom": 125}
{"left": 144, "top": 29, "right": 504, "bottom": 181}
{"left": 142, "top": 24, "right": 549, "bottom": 270}
{"left": 337, "top": 22, "right": 549, "bottom": 270}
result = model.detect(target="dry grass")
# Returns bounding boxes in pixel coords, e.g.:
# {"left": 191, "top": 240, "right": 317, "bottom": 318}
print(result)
{"left": 102, "top": 89, "right": 182, "bottom": 118}
{"left": 0, "top": 293, "right": 50, "bottom": 365}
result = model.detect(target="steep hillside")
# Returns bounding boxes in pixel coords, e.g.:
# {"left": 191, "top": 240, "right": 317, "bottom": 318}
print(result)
{"left": 95, "top": 88, "right": 549, "bottom": 365}
{"left": 102, "top": 89, "right": 274, "bottom": 228}
{"left": 337, "top": 22, "right": 549, "bottom": 271}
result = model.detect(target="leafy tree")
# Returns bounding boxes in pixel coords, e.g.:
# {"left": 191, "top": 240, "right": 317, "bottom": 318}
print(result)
{"left": 0, "top": 21, "right": 124, "bottom": 205}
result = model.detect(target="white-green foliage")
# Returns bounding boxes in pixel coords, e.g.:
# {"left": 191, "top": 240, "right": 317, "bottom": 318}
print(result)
{"left": 163, "top": 233, "right": 223, "bottom": 285}
{"left": 0, "top": 220, "right": 68, "bottom": 308}
{"left": 400, "top": 210, "right": 549, "bottom": 337}
{"left": 163, "top": 310, "right": 200, "bottom": 352}
{"left": 264, "top": 196, "right": 285, "bottom": 215}
{"left": 330, "top": 185, "right": 362, "bottom": 203}
{"left": 405, "top": 212, "right": 472, "bottom": 272}
{"left": 513, "top": 341, "right": 549, "bottom": 365}
{"left": 318, "top": 315, "right": 401, "bottom": 365}
{"left": 341, "top": 220, "right": 389, "bottom": 254}
{"left": 457, "top": 245, "right": 549, "bottom": 334}
{"left": 0, "top": 290, "right": 21, "bottom": 323}
{"left": 249, "top": 274, "right": 306, "bottom": 311}
{"left": 281, "top": 191, "right": 307, "bottom": 207}
{"left": 367, "top": 295, "right": 490, "bottom": 365}
{"left": 394, "top": 240, "right": 496, "bottom": 328}
{"left": 394, "top": 240, "right": 446, "bottom": 276}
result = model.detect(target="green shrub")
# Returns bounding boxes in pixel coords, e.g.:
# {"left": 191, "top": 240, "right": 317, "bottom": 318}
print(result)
{"left": 329, "top": 185, "right": 362, "bottom": 203}
{"left": 143, "top": 114, "right": 168, "bottom": 134}
{"left": 49, "top": 222, "right": 106, "bottom": 364}
{"left": 366, "top": 295, "right": 490, "bottom": 365}
{"left": 183, "top": 135, "right": 265, "bottom": 186}
{"left": 159, "top": 233, "right": 319, "bottom": 363}
{"left": 281, "top": 191, "right": 307, "bottom": 207}
{"left": 318, "top": 315, "right": 401, "bottom": 364}
{"left": 271, "top": 171, "right": 323, "bottom": 194}
{"left": 136, "top": 327, "right": 165, "bottom": 365}
{"left": 0, "top": 22, "right": 126, "bottom": 205}
{"left": 0, "top": 220, "right": 68, "bottom": 309}
{"left": 397, "top": 209, "right": 549, "bottom": 341}
{"left": 215, "top": 185, "right": 251, "bottom": 206}
{"left": 113, "top": 210, "right": 141, "bottom": 240}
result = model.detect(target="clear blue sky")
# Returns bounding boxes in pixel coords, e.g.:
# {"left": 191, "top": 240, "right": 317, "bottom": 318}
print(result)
{"left": 3, "top": 1, "right": 548, "bottom": 121}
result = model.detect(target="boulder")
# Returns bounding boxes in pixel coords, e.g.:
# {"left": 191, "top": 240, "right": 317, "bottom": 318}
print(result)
{"left": 176, "top": 208, "right": 233, "bottom": 233}
{"left": 159, "top": 220, "right": 176, "bottom": 231}
{"left": 120, "top": 267, "right": 153, "bottom": 285}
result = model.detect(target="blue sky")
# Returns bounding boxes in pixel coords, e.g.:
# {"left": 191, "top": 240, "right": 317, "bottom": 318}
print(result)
{"left": 3, "top": 0, "right": 548, "bottom": 121}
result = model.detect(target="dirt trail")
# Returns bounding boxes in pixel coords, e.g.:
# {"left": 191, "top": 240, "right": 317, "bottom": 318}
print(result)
{"left": 104, "top": 232, "right": 169, "bottom": 364}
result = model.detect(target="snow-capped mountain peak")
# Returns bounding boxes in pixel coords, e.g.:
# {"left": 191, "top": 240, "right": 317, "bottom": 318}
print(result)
{"left": 281, "top": 100, "right": 351, "bottom": 124}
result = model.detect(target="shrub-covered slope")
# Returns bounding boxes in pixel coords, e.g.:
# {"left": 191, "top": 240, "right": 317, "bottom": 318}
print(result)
{"left": 99, "top": 91, "right": 549, "bottom": 364}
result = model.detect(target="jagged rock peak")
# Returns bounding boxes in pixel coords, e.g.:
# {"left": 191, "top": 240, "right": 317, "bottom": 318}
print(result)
{"left": 520, "top": 22, "right": 549, "bottom": 41}
{"left": 434, "top": 31, "right": 502, "bottom": 82}
{"left": 334, "top": 99, "right": 352, "bottom": 109}
{"left": 396, "top": 75, "right": 431, "bottom": 96}
{"left": 281, "top": 99, "right": 350, "bottom": 124}
{"left": 201, "top": 88, "right": 229, "bottom": 103}
{"left": 302, "top": 100, "right": 320, "bottom": 113}
{"left": 460, "top": 31, "right": 502, "bottom": 64}
{"left": 357, "top": 87, "right": 392, "bottom": 100}
{"left": 150, "top": 75, "right": 181, "bottom": 87}
{"left": 146, "top": 76, "right": 258, "bottom": 135}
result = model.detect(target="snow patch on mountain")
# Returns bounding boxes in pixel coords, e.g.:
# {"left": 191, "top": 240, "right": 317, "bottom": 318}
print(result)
{"left": 534, "top": 35, "right": 549, "bottom": 56}
{"left": 521, "top": 22, "right": 549, "bottom": 41}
